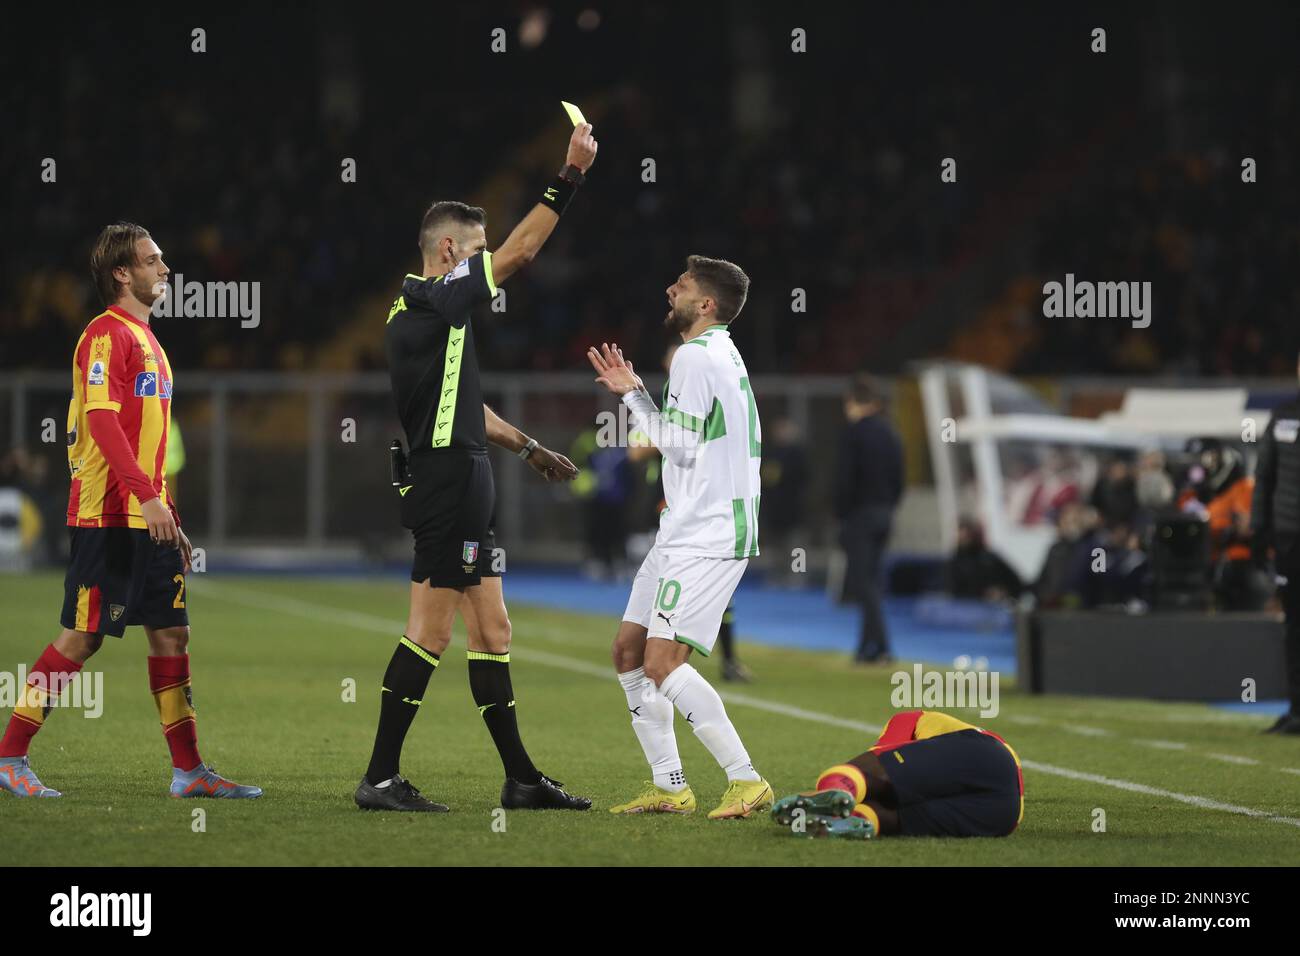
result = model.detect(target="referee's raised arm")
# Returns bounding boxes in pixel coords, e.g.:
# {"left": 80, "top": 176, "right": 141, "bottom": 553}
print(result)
{"left": 490, "top": 121, "right": 597, "bottom": 284}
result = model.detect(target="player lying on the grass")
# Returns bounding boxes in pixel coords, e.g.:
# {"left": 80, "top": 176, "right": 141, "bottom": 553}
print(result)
{"left": 356, "top": 118, "right": 597, "bottom": 813}
{"left": 0, "top": 223, "right": 260, "bottom": 800}
{"left": 588, "top": 257, "right": 772, "bottom": 819}
{"left": 772, "top": 709, "right": 1023, "bottom": 838}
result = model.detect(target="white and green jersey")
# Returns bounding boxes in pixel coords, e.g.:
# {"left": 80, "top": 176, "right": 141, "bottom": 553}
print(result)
{"left": 622, "top": 324, "right": 762, "bottom": 558}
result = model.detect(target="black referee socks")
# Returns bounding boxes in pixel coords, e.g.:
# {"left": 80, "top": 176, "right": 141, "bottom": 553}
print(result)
{"left": 468, "top": 652, "right": 541, "bottom": 784}
{"left": 365, "top": 637, "right": 439, "bottom": 786}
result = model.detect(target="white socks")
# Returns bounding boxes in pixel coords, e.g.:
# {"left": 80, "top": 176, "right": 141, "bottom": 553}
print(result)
{"left": 618, "top": 667, "right": 686, "bottom": 792}
{"left": 658, "top": 663, "right": 760, "bottom": 782}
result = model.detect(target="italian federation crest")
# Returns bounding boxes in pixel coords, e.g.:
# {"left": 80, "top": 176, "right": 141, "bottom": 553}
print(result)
{"left": 462, "top": 541, "right": 479, "bottom": 564}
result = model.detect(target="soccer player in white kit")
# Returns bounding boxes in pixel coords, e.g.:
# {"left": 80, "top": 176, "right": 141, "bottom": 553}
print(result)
{"left": 587, "top": 255, "right": 772, "bottom": 819}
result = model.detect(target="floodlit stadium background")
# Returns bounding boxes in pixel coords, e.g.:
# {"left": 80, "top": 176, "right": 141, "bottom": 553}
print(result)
{"left": 2, "top": 2, "right": 1298, "bottom": 656}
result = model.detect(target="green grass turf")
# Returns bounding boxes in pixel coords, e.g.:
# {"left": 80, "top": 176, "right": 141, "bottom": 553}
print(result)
{"left": 1, "top": 572, "right": 1298, "bottom": 865}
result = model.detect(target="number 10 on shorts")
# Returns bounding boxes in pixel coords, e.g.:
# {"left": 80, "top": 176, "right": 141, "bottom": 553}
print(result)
{"left": 654, "top": 578, "right": 682, "bottom": 612}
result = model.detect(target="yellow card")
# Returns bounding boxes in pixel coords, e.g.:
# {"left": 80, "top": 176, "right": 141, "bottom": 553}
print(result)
{"left": 561, "top": 101, "right": 587, "bottom": 127}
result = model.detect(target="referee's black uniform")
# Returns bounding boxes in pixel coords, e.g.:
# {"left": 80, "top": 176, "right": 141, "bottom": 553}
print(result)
{"left": 1251, "top": 391, "right": 1300, "bottom": 728}
{"left": 386, "top": 251, "right": 497, "bottom": 587}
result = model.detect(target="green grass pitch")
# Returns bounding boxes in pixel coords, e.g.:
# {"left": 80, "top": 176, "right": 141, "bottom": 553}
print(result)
{"left": 1, "top": 572, "right": 1298, "bottom": 866}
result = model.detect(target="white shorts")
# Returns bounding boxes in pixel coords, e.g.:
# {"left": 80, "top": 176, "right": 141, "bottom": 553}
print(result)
{"left": 621, "top": 547, "right": 748, "bottom": 656}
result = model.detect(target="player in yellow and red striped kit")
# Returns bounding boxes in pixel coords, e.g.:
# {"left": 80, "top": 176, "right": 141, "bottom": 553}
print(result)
{"left": 0, "top": 222, "right": 260, "bottom": 800}
{"left": 772, "top": 710, "right": 1023, "bottom": 838}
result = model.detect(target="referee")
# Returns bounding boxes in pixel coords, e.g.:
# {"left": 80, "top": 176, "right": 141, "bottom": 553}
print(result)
{"left": 355, "top": 120, "right": 598, "bottom": 811}
{"left": 1252, "top": 351, "right": 1300, "bottom": 735}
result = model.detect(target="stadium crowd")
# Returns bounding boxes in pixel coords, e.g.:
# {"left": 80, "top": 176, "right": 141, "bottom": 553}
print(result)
{"left": 10, "top": 7, "right": 1294, "bottom": 381}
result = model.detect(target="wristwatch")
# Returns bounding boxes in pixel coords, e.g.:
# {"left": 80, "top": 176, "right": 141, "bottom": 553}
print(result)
{"left": 518, "top": 438, "right": 538, "bottom": 459}
{"left": 559, "top": 164, "right": 586, "bottom": 185}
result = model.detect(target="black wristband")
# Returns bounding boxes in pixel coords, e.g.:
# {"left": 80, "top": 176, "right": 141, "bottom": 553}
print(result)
{"left": 540, "top": 175, "right": 578, "bottom": 216}
{"left": 559, "top": 163, "right": 586, "bottom": 185}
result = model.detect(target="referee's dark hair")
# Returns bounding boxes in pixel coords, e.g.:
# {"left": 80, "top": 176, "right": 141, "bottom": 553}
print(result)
{"left": 418, "top": 201, "right": 487, "bottom": 254}
{"left": 686, "top": 254, "right": 750, "bottom": 324}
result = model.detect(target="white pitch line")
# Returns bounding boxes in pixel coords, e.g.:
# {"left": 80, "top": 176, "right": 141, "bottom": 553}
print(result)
{"left": 1282, "top": 769, "right": 1300, "bottom": 777}
{"left": 1135, "top": 739, "right": 1190, "bottom": 751}
{"left": 199, "top": 580, "right": 1300, "bottom": 831}
{"left": 1063, "top": 725, "right": 1112, "bottom": 737}
{"left": 1018, "top": 760, "right": 1300, "bottom": 828}
{"left": 1206, "top": 753, "right": 1261, "bottom": 766}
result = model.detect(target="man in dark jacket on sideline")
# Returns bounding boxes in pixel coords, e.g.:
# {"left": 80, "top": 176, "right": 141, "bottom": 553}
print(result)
{"left": 835, "top": 375, "right": 904, "bottom": 663}
{"left": 1251, "top": 353, "right": 1300, "bottom": 734}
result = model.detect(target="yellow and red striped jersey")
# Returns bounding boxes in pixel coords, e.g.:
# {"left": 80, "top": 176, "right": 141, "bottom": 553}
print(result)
{"left": 65, "top": 305, "right": 173, "bottom": 528}
{"left": 871, "top": 709, "right": 1024, "bottom": 823}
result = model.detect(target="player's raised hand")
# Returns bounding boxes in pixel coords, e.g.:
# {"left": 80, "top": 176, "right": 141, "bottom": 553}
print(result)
{"left": 588, "top": 342, "right": 643, "bottom": 395}
{"left": 566, "top": 122, "right": 597, "bottom": 172}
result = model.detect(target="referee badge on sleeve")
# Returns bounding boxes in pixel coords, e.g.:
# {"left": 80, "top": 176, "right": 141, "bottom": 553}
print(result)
{"left": 463, "top": 541, "right": 479, "bottom": 565}
{"left": 445, "top": 258, "right": 471, "bottom": 284}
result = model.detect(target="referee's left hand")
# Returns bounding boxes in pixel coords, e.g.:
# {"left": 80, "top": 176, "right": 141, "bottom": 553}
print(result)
{"left": 528, "top": 445, "right": 579, "bottom": 482}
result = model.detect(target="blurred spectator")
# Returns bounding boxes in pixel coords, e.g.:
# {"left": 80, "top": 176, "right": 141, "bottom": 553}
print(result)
{"left": 1034, "top": 502, "right": 1100, "bottom": 609}
{"left": 0, "top": 449, "right": 62, "bottom": 567}
{"left": 1090, "top": 456, "right": 1139, "bottom": 528}
{"left": 1134, "top": 448, "right": 1176, "bottom": 535}
{"left": 164, "top": 419, "right": 187, "bottom": 509}
{"left": 834, "top": 374, "right": 903, "bottom": 663}
{"left": 758, "top": 417, "right": 808, "bottom": 587}
{"left": 1083, "top": 520, "right": 1148, "bottom": 608}
{"left": 1251, "top": 354, "right": 1300, "bottom": 733}
{"left": 946, "top": 516, "right": 1022, "bottom": 601}
{"left": 1007, "top": 447, "right": 1087, "bottom": 527}
{"left": 568, "top": 427, "right": 635, "bottom": 580}
{"left": 1179, "top": 438, "right": 1264, "bottom": 610}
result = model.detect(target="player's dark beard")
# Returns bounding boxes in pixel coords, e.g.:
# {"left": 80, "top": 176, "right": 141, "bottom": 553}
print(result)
{"left": 664, "top": 302, "right": 694, "bottom": 334}
{"left": 135, "top": 275, "right": 165, "bottom": 311}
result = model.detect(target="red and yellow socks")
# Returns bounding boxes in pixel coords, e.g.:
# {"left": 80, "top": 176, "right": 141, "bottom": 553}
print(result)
{"left": 815, "top": 763, "right": 867, "bottom": 803}
{"left": 0, "top": 644, "right": 82, "bottom": 758}
{"left": 148, "top": 655, "right": 201, "bottom": 772}
{"left": 852, "top": 803, "right": 881, "bottom": 831}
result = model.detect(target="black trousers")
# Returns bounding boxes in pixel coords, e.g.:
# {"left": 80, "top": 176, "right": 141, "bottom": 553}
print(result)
{"left": 841, "top": 507, "right": 893, "bottom": 661}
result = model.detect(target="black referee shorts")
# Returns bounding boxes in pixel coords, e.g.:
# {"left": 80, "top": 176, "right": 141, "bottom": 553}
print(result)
{"left": 60, "top": 527, "right": 189, "bottom": 638}
{"left": 881, "top": 729, "right": 1022, "bottom": 837}
{"left": 401, "top": 449, "right": 495, "bottom": 588}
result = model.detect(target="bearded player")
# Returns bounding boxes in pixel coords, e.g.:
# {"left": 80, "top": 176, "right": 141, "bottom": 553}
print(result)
{"left": 588, "top": 256, "right": 771, "bottom": 819}
{"left": 771, "top": 710, "right": 1023, "bottom": 838}
{"left": 0, "top": 223, "right": 261, "bottom": 800}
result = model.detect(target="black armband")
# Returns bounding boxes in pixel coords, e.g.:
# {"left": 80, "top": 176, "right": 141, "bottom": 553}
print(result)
{"left": 540, "top": 172, "right": 579, "bottom": 216}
